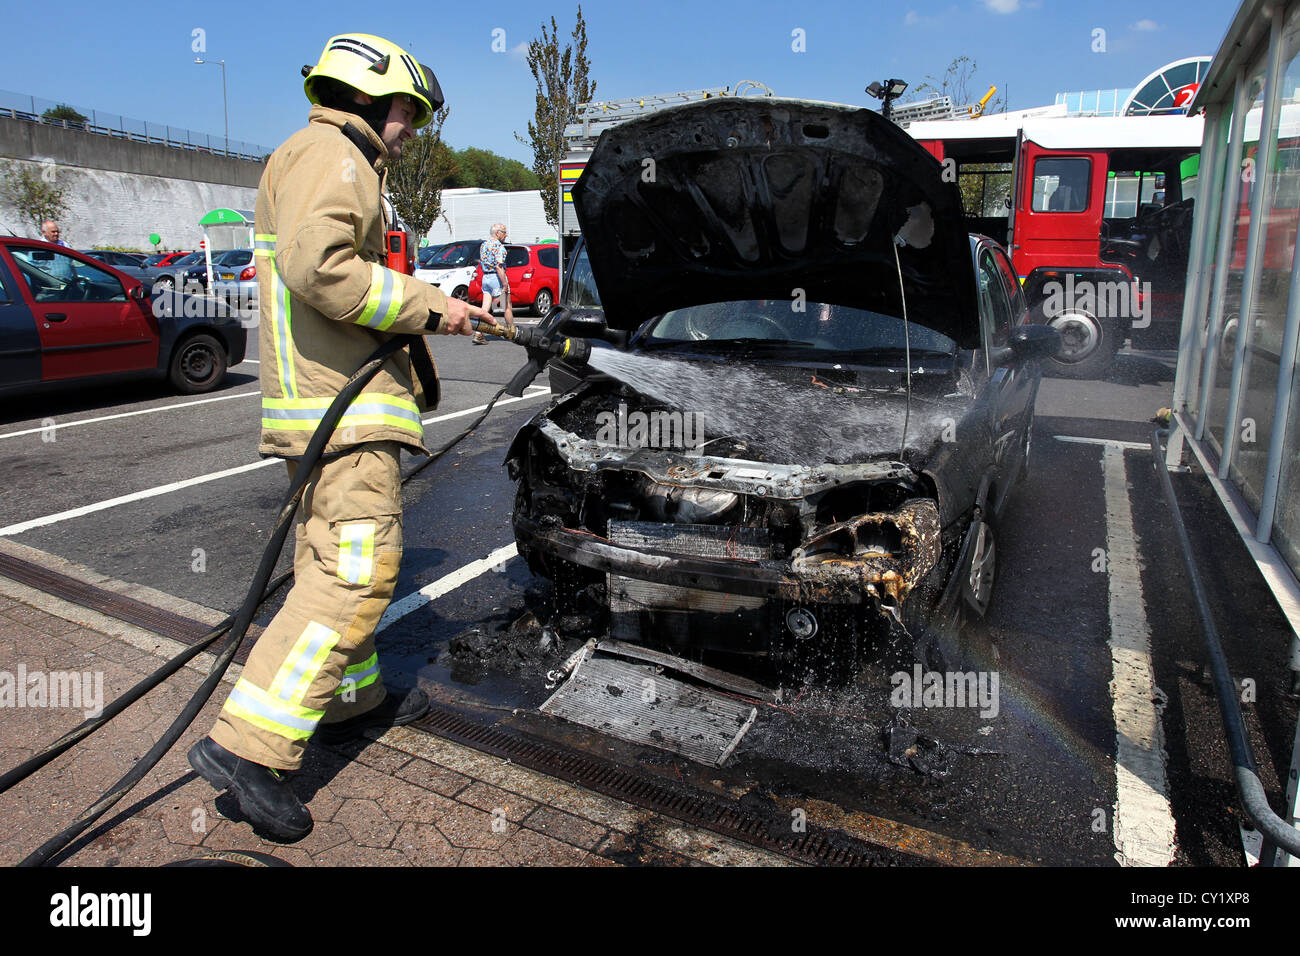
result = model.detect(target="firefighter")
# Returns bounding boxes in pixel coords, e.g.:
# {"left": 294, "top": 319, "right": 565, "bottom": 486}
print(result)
{"left": 187, "top": 33, "right": 494, "bottom": 841}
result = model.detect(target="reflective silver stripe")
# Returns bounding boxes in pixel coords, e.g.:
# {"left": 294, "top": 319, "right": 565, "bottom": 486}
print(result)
{"left": 400, "top": 53, "right": 424, "bottom": 92}
{"left": 329, "top": 37, "right": 382, "bottom": 62}
{"left": 273, "top": 268, "right": 295, "bottom": 396}
{"left": 273, "top": 622, "right": 338, "bottom": 701}
{"left": 254, "top": 240, "right": 276, "bottom": 253}
{"left": 262, "top": 401, "right": 422, "bottom": 427}
{"left": 337, "top": 522, "right": 375, "bottom": 585}
{"left": 336, "top": 655, "right": 381, "bottom": 694}
{"left": 359, "top": 267, "right": 395, "bottom": 329}
{"left": 227, "top": 685, "right": 319, "bottom": 733}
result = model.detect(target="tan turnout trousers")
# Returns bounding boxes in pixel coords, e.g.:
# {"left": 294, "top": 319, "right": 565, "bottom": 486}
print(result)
{"left": 210, "top": 441, "right": 403, "bottom": 769}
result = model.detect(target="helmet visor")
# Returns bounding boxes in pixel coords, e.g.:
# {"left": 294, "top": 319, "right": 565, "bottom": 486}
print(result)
{"left": 417, "top": 62, "right": 444, "bottom": 115}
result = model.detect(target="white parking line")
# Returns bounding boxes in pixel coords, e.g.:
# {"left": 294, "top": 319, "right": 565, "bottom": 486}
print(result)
{"left": 1055, "top": 435, "right": 1150, "bottom": 451}
{"left": 0, "top": 389, "right": 551, "bottom": 537}
{"left": 0, "top": 391, "right": 260, "bottom": 441}
{"left": 0, "top": 460, "right": 279, "bottom": 536}
{"left": 1102, "top": 443, "right": 1177, "bottom": 866}
{"left": 378, "top": 543, "right": 519, "bottom": 632}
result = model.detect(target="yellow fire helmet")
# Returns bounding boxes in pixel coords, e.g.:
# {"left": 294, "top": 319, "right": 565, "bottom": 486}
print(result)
{"left": 302, "top": 33, "right": 443, "bottom": 129}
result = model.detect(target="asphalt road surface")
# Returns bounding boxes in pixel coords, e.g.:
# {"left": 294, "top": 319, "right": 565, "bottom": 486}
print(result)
{"left": 1, "top": 337, "right": 1295, "bottom": 866}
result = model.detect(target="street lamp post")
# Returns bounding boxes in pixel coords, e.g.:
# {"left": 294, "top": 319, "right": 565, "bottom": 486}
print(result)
{"left": 194, "top": 57, "right": 229, "bottom": 154}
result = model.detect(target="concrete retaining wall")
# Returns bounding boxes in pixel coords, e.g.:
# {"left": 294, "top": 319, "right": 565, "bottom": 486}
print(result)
{"left": 0, "top": 116, "right": 264, "bottom": 249}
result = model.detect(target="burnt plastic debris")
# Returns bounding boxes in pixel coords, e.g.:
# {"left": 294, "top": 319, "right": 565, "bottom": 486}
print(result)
{"left": 881, "top": 713, "right": 951, "bottom": 778}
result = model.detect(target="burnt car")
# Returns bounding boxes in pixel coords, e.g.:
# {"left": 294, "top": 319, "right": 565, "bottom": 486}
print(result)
{"left": 506, "top": 98, "right": 1059, "bottom": 676}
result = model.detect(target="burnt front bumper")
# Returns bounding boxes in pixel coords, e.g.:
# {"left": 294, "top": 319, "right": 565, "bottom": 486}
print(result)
{"left": 513, "top": 513, "right": 821, "bottom": 602}
{"left": 513, "top": 512, "right": 905, "bottom": 606}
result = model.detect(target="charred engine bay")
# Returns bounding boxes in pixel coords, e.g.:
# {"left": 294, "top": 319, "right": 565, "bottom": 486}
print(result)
{"left": 513, "top": 378, "right": 958, "bottom": 623}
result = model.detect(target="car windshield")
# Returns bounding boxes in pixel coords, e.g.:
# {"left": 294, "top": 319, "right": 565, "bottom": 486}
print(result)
{"left": 426, "top": 242, "right": 479, "bottom": 267}
{"left": 418, "top": 245, "right": 446, "bottom": 265}
{"left": 174, "top": 252, "right": 206, "bottom": 267}
{"left": 142, "top": 254, "right": 169, "bottom": 266}
{"left": 644, "top": 300, "right": 957, "bottom": 357}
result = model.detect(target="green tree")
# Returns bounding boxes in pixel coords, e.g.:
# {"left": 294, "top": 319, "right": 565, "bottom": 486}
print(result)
{"left": 0, "top": 160, "right": 71, "bottom": 236}
{"left": 957, "top": 163, "right": 1013, "bottom": 217}
{"left": 387, "top": 106, "right": 457, "bottom": 239}
{"left": 447, "top": 148, "right": 540, "bottom": 191}
{"left": 519, "top": 5, "right": 596, "bottom": 227}
{"left": 41, "top": 104, "right": 88, "bottom": 127}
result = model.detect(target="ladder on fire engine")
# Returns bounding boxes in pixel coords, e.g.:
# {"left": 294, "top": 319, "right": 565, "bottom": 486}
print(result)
{"left": 563, "top": 81, "right": 774, "bottom": 151}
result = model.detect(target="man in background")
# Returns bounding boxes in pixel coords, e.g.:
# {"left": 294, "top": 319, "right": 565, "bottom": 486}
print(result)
{"left": 39, "top": 220, "right": 69, "bottom": 247}
{"left": 474, "top": 222, "right": 513, "bottom": 344}
{"left": 38, "top": 220, "right": 76, "bottom": 279}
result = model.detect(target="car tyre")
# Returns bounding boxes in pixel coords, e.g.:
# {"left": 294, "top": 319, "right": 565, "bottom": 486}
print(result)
{"left": 1218, "top": 313, "right": 1239, "bottom": 373}
{"left": 1016, "top": 407, "right": 1034, "bottom": 486}
{"left": 452, "top": 285, "right": 469, "bottom": 302}
{"left": 1042, "top": 304, "right": 1122, "bottom": 380}
{"left": 169, "top": 333, "right": 228, "bottom": 394}
{"left": 533, "top": 287, "right": 553, "bottom": 317}
{"left": 961, "top": 512, "right": 997, "bottom": 620}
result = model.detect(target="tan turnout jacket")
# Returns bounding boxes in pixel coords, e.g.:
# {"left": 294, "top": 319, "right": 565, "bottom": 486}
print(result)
{"left": 254, "top": 105, "right": 448, "bottom": 458}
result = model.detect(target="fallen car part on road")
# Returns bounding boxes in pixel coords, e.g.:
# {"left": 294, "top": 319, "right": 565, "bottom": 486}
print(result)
{"left": 1151, "top": 428, "right": 1300, "bottom": 865}
{"left": 540, "top": 641, "right": 762, "bottom": 766}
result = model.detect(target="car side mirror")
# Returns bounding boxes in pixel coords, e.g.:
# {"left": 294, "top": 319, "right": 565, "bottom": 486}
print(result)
{"left": 129, "top": 283, "right": 145, "bottom": 300}
{"left": 554, "top": 307, "right": 604, "bottom": 336}
{"left": 1009, "top": 324, "right": 1062, "bottom": 361}
{"left": 551, "top": 307, "right": 628, "bottom": 347}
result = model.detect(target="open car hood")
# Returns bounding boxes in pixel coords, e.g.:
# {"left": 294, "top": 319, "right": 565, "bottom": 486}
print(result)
{"left": 571, "top": 98, "right": 980, "bottom": 347}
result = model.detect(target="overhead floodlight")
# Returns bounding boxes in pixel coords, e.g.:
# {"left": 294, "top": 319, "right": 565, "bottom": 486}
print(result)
{"left": 865, "top": 77, "right": 909, "bottom": 122}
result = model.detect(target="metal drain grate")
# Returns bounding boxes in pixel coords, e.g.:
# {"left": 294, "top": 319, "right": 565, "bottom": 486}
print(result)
{"left": 0, "top": 552, "right": 218, "bottom": 644}
{"left": 0, "top": 552, "right": 264, "bottom": 662}
{"left": 412, "top": 703, "right": 928, "bottom": 867}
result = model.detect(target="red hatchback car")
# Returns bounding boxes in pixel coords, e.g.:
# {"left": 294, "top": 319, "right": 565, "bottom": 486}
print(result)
{"left": 0, "top": 238, "right": 246, "bottom": 396}
{"left": 468, "top": 243, "right": 560, "bottom": 316}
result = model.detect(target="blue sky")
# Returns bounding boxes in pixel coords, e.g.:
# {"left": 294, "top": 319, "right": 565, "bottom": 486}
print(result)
{"left": 0, "top": 0, "right": 1238, "bottom": 164}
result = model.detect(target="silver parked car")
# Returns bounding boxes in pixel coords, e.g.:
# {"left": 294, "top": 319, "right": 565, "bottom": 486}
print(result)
{"left": 209, "top": 249, "right": 258, "bottom": 316}
{"left": 76, "top": 249, "right": 154, "bottom": 286}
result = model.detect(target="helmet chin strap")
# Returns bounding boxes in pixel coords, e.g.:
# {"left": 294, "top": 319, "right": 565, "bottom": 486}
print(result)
{"left": 339, "top": 122, "right": 383, "bottom": 169}
{"left": 350, "top": 94, "right": 393, "bottom": 145}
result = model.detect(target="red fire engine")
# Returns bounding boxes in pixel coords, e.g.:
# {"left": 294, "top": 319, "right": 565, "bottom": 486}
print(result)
{"left": 909, "top": 112, "right": 1204, "bottom": 377}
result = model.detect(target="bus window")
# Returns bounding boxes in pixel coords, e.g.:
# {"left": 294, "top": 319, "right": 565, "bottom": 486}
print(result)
{"left": 1032, "top": 157, "right": 1091, "bottom": 213}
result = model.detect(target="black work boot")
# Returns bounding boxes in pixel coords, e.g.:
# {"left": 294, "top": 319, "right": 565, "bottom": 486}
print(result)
{"left": 316, "top": 686, "right": 430, "bottom": 744}
{"left": 187, "top": 737, "right": 313, "bottom": 841}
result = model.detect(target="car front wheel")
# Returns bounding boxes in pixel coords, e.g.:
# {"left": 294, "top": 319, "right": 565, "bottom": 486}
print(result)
{"left": 169, "top": 333, "right": 228, "bottom": 394}
{"left": 961, "top": 514, "right": 997, "bottom": 619}
{"left": 452, "top": 285, "right": 469, "bottom": 301}
{"left": 1017, "top": 407, "right": 1034, "bottom": 486}
{"left": 533, "top": 287, "right": 553, "bottom": 317}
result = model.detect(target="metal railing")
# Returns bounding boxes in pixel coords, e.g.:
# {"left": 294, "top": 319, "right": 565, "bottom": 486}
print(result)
{"left": 0, "top": 89, "right": 270, "bottom": 163}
